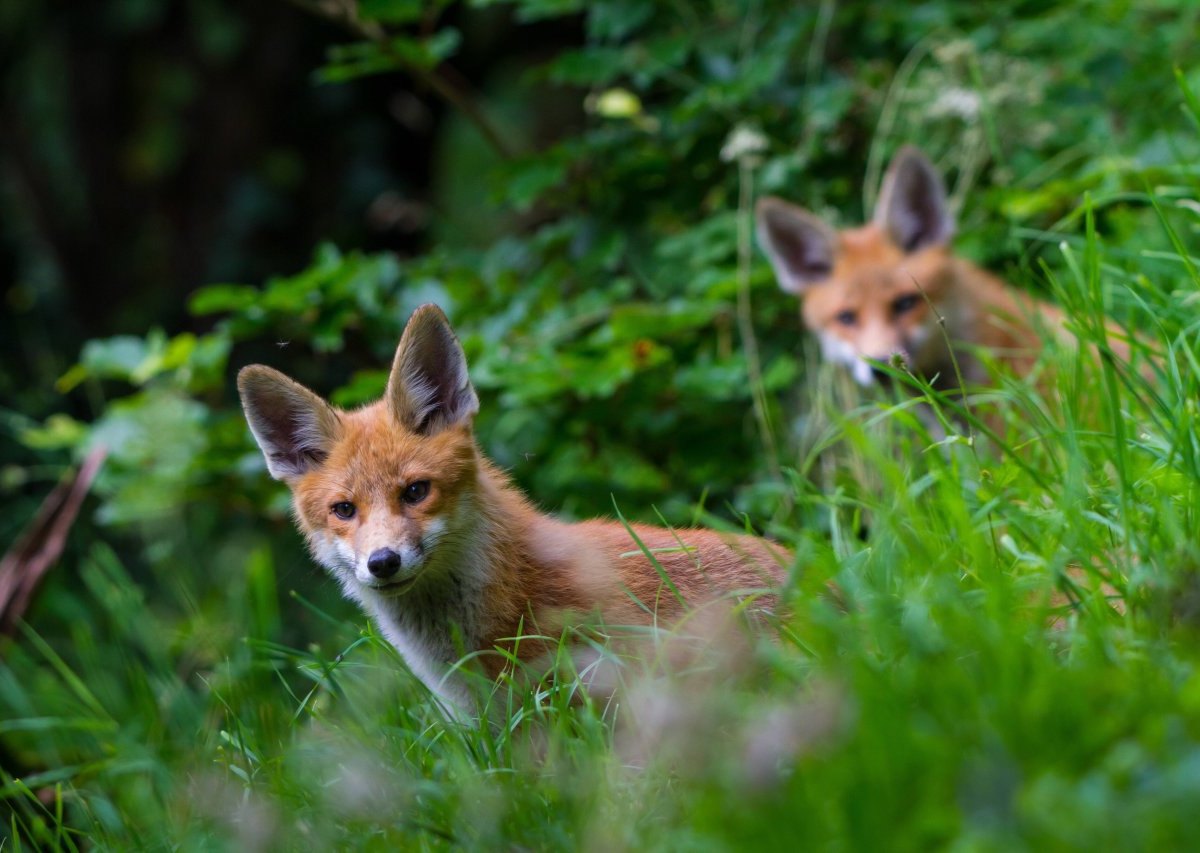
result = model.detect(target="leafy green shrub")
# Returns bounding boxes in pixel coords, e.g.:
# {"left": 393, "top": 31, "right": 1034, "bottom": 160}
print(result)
{"left": 3, "top": 0, "right": 1200, "bottom": 848}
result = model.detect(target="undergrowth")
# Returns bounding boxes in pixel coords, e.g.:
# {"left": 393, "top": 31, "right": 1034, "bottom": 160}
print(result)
{"left": 3, "top": 2, "right": 1200, "bottom": 849}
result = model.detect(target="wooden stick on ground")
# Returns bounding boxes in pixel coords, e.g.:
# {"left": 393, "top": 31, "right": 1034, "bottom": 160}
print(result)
{"left": 0, "top": 447, "right": 107, "bottom": 636}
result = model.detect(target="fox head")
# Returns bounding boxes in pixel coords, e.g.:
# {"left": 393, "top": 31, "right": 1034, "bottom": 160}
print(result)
{"left": 238, "top": 304, "right": 481, "bottom": 602}
{"left": 757, "top": 146, "right": 957, "bottom": 386}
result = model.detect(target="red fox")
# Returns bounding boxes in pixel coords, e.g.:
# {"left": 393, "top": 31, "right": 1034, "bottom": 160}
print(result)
{"left": 756, "top": 146, "right": 1116, "bottom": 391}
{"left": 238, "top": 305, "right": 788, "bottom": 707}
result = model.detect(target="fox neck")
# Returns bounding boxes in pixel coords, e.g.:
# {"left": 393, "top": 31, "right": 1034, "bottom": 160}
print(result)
{"left": 931, "top": 257, "right": 1009, "bottom": 387}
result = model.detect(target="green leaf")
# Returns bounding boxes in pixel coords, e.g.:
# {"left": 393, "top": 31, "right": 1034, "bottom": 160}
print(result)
{"left": 331, "top": 370, "right": 390, "bottom": 407}
{"left": 546, "top": 47, "right": 625, "bottom": 87}
{"left": 505, "top": 0, "right": 583, "bottom": 24}
{"left": 189, "top": 284, "right": 259, "bottom": 316}
{"left": 79, "top": 336, "right": 150, "bottom": 381}
{"left": 19, "top": 414, "right": 88, "bottom": 451}
{"left": 358, "top": 0, "right": 426, "bottom": 25}
{"left": 317, "top": 29, "right": 461, "bottom": 83}
{"left": 587, "top": 0, "right": 654, "bottom": 42}
{"left": 87, "top": 390, "right": 209, "bottom": 524}
{"left": 505, "top": 158, "right": 568, "bottom": 211}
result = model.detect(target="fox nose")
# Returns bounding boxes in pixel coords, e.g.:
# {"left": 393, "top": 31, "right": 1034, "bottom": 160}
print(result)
{"left": 367, "top": 548, "right": 402, "bottom": 579}
{"left": 870, "top": 365, "right": 893, "bottom": 386}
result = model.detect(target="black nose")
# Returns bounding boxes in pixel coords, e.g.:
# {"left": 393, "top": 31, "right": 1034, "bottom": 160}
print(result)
{"left": 367, "top": 548, "right": 402, "bottom": 579}
{"left": 870, "top": 365, "right": 893, "bottom": 386}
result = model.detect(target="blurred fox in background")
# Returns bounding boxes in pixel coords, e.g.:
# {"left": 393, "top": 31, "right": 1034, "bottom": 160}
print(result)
{"left": 756, "top": 146, "right": 1139, "bottom": 393}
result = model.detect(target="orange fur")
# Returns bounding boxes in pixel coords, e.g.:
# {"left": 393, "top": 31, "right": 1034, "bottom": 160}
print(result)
{"left": 758, "top": 147, "right": 1141, "bottom": 393}
{"left": 798, "top": 224, "right": 1069, "bottom": 386}
{"left": 239, "top": 305, "right": 789, "bottom": 707}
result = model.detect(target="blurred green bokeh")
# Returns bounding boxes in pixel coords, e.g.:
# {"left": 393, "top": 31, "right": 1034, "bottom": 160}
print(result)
{"left": 2, "top": 0, "right": 1200, "bottom": 848}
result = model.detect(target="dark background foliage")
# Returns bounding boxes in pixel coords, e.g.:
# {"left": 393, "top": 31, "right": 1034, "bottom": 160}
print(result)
{"left": 1, "top": 1, "right": 1199, "bottom": 844}
{"left": 4, "top": 0, "right": 1198, "bottom": 635}
{"left": 4, "top": 0, "right": 1197, "bottom": 627}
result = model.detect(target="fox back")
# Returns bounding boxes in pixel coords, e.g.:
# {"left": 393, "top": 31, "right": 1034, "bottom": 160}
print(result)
{"left": 239, "top": 305, "right": 789, "bottom": 708}
{"left": 757, "top": 146, "right": 1066, "bottom": 389}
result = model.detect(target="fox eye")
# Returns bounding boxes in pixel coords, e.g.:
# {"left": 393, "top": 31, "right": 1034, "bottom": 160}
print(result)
{"left": 403, "top": 481, "right": 431, "bottom": 505}
{"left": 331, "top": 501, "right": 357, "bottom": 520}
{"left": 834, "top": 309, "right": 857, "bottom": 327}
{"left": 892, "top": 294, "right": 921, "bottom": 315}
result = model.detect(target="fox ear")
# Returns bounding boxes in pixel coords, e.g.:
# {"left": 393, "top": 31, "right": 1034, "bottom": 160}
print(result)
{"left": 238, "top": 366, "right": 342, "bottom": 480}
{"left": 874, "top": 146, "right": 954, "bottom": 253}
{"left": 755, "top": 197, "right": 838, "bottom": 294}
{"left": 386, "top": 304, "right": 479, "bottom": 436}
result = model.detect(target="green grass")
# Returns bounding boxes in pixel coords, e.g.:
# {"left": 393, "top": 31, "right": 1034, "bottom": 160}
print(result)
{"left": 3, "top": 198, "right": 1200, "bottom": 850}
{"left": 7, "top": 256, "right": 1200, "bottom": 849}
{"left": 4, "top": 1, "right": 1200, "bottom": 847}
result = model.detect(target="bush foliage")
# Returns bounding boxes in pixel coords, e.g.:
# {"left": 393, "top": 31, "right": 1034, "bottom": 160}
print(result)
{"left": 2, "top": 0, "right": 1200, "bottom": 848}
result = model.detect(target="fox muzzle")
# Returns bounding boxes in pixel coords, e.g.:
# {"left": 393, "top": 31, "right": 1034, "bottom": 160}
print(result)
{"left": 367, "top": 547, "right": 402, "bottom": 579}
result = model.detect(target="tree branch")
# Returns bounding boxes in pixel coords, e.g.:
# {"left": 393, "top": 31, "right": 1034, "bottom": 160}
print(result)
{"left": 0, "top": 447, "right": 107, "bottom": 636}
{"left": 285, "top": 0, "right": 516, "bottom": 160}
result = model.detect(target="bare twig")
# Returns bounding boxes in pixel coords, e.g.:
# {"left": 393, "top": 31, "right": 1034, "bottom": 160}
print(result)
{"left": 285, "top": 0, "right": 516, "bottom": 160}
{"left": 0, "top": 447, "right": 107, "bottom": 636}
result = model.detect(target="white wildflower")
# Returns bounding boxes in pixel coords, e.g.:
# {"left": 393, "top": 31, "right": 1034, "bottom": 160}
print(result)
{"left": 929, "top": 87, "right": 982, "bottom": 121}
{"left": 932, "top": 39, "right": 975, "bottom": 65}
{"left": 721, "top": 123, "right": 768, "bottom": 164}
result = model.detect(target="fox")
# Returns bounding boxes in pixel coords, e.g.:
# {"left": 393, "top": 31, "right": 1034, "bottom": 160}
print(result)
{"left": 238, "top": 304, "right": 789, "bottom": 709}
{"left": 756, "top": 145, "right": 1125, "bottom": 392}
